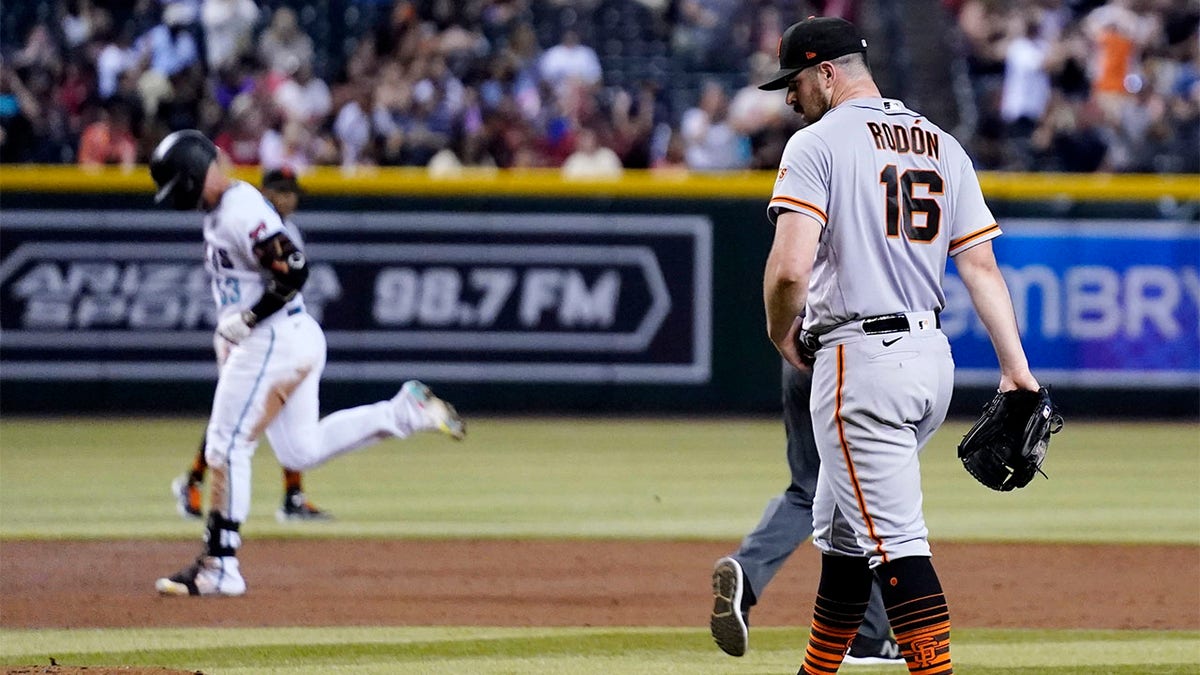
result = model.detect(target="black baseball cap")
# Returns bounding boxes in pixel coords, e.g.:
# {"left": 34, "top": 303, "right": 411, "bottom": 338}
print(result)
{"left": 758, "top": 17, "right": 868, "bottom": 91}
{"left": 261, "top": 167, "right": 303, "bottom": 194}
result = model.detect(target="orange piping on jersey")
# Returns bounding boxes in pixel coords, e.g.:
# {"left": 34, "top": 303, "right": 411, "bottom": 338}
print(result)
{"left": 770, "top": 196, "right": 828, "bottom": 223}
{"left": 949, "top": 223, "right": 1000, "bottom": 251}
{"left": 835, "top": 345, "right": 888, "bottom": 562}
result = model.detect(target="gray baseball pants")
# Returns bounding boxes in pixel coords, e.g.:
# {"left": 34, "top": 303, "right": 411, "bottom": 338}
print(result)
{"left": 729, "top": 360, "right": 890, "bottom": 642}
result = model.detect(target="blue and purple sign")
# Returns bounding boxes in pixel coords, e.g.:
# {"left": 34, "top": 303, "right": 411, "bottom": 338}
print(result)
{"left": 944, "top": 220, "right": 1199, "bottom": 388}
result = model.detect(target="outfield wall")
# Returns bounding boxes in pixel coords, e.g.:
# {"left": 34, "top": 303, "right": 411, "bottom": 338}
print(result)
{"left": 1, "top": 167, "right": 1197, "bottom": 417}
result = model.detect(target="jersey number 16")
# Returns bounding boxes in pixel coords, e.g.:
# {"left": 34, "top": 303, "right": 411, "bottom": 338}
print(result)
{"left": 880, "top": 165, "right": 942, "bottom": 242}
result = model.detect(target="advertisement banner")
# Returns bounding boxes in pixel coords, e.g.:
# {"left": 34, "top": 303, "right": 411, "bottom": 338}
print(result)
{"left": 0, "top": 211, "right": 712, "bottom": 384}
{"left": 944, "top": 220, "right": 1199, "bottom": 388}
{"left": 2, "top": 211, "right": 1195, "bottom": 393}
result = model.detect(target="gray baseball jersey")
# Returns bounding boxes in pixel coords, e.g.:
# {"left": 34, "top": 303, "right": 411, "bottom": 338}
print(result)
{"left": 768, "top": 97, "right": 1000, "bottom": 333}
{"left": 766, "top": 97, "right": 997, "bottom": 568}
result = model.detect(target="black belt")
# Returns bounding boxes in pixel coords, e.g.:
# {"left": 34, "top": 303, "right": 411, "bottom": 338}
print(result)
{"left": 861, "top": 311, "right": 940, "bottom": 335}
{"left": 798, "top": 311, "right": 941, "bottom": 354}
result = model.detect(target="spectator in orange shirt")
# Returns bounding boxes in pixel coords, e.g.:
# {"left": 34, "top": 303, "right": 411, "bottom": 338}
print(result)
{"left": 77, "top": 101, "right": 137, "bottom": 168}
{"left": 1084, "top": 0, "right": 1161, "bottom": 120}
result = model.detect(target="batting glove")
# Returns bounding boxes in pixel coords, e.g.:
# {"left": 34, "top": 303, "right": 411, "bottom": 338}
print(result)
{"left": 216, "top": 310, "right": 257, "bottom": 345}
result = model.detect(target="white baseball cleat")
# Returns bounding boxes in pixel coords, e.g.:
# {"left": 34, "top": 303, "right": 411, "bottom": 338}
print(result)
{"left": 395, "top": 380, "right": 466, "bottom": 440}
{"left": 155, "top": 555, "right": 246, "bottom": 597}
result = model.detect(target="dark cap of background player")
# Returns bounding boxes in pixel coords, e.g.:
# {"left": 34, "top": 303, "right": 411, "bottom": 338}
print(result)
{"left": 757, "top": 17, "right": 868, "bottom": 91}
{"left": 261, "top": 167, "right": 303, "bottom": 194}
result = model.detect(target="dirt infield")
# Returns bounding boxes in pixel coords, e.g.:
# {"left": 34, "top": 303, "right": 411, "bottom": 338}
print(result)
{"left": 1, "top": 539, "right": 1196, "bottom": 630}
{"left": 3, "top": 662, "right": 198, "bottom": 667}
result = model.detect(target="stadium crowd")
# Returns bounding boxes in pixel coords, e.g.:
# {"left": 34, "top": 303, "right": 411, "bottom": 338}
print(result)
{"left": 0, "top": 0, "right": 1196, "bottom": 175}
{"left": 955, "top": 0, "right": 1199, "bottom": 173}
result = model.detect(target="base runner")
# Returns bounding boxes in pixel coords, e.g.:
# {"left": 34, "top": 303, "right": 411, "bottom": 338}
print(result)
{"left": 149, "top": 130, "right": 466, "bottom": 597}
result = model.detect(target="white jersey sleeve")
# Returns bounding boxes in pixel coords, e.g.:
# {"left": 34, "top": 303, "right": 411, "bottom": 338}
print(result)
{"left": 767, "top": 130, "right": 832, "bottom": 227}
{"left": 203, "top": 181, "right": 301, "bottom": 321}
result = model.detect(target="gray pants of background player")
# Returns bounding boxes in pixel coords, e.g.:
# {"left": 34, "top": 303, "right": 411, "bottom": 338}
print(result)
{"left": 729, "top": 360, "right": 890, "bottom": 642}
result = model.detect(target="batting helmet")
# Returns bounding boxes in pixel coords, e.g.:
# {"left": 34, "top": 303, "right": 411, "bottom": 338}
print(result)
{"left": 150, "top": 130, "right": 217, "bottom": 210}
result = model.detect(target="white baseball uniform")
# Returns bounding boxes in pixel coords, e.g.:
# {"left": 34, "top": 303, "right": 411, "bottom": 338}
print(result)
{"left": 203, "top": 181, "right": 432, "bottom": 525}
{"left": 768, "top": 98, "right": 1001, "bottom": 566}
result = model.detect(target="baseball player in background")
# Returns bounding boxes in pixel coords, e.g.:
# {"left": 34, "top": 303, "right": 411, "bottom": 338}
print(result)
{"left": 172, "top": 168, "right": 334, "bottom": 522}
{"left": 759, "top": 17, "right": 1042, "bottom": 674}
{"left": 710, "top": 362, "right": 901, "bottom": 665}
{"left": 149, "top": 130, "right": 466, "bottom": 597}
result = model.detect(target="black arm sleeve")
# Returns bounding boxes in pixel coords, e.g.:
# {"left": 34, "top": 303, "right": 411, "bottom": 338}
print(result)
{"left": 248, "top": 231, "right": 309, "bottom": 322}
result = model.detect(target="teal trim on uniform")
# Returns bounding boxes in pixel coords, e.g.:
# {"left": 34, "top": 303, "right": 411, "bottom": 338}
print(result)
{"left": 221, "top": 327, "right": 276, "bottom": 522}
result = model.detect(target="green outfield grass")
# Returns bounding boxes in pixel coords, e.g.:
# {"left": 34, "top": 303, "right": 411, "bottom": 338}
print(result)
{"left": 1, "top": 626, "right": 1198, "bottom": 674}
{"left": 0, "top": 417, "right": 1197, "bottom": 543}
{"left": 1, "top": 417, "right": 1198, "bottom": 673}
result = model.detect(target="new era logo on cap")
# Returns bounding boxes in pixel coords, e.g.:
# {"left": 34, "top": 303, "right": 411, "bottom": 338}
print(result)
{"left": 758, "top": 16, "right": 868, "bottom": 91}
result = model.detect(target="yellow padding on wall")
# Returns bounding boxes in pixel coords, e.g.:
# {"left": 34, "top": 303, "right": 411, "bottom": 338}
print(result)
{"left": 1, "top": 165, "right": 1196, "bottom": 202}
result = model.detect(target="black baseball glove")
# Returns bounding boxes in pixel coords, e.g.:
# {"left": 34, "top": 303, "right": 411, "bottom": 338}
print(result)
{"left": 957, "top": 387, "right": 1063, "bottom": 491}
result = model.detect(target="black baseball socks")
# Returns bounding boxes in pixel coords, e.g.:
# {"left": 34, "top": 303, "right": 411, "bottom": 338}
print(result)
{"left": 876, "top": 555, "right": 954, "bottom": 674}
{"left": 798, "top": 553, "right": 873, "bottom": 673}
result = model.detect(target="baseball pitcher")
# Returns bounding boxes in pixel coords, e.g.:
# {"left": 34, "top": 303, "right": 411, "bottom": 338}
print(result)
{"left": 758, "top": 17, "right": 1043, "bottom": 674}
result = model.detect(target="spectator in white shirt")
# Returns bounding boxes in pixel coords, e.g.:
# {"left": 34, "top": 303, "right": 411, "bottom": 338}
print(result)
{"left": 274, "top": 61, "right": 332, "bottom": 124}
{"left": 539, "top": 29, "right": 602, "bottom": 94}
{"left": 334, "top": 86, "right": 373, "bottom": 169}
{"left": 680, "top": 79, "right": 749, "bottom": 171}
{"left": 97, "top": 26, "right": 143, "bottom": 100}
{"left": 140, "top": 3, "right": 199, "bottom": 77}
{"left": 1000, "top": 17, "right": 1051, "bottom": 168}
{"left": 201, "top": 0, "right": 258, "bottom": 70}
{"left": 561, "top": 127, "right": 623, "bottom": 179}
{"left": 258, "top": 7, "right": 314, "bottom": 75}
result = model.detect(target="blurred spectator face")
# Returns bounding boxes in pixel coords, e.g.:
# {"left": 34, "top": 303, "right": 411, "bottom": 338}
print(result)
{"left": 272, "top": 7, "right": 299, "bottom": 38}
{"left": 283, "top": 119, "right": 309, "bottom": 148}
{"left": 346, "top": 39, "right": 377, "bottom": 82}
{"left": 390, "top": 2, "right": 416, "bottom": 29}
{"left": 576, "top": 127, "right": 598, "bottom": 153}
{"left": 509, "top": 23, "right": 538, "bottom": 56}
{"left": 511, "top": 143, "right": 540, "bottom": 168}
{"left": 700, "top": 81, "right": 727, "bottom": 116}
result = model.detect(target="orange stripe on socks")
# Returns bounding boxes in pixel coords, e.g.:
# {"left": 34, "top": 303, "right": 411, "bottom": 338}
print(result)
{"left": 878, "top": 557, "right": 954, "bottom": 674}
{"left": 801, "top": 612, "right": 860, "bottom": 672}
{"left": 893, "top": 617, "right": 952, "bottom": 674}
{"left": 799, "top": 554, "right": 874, "bottom": 674}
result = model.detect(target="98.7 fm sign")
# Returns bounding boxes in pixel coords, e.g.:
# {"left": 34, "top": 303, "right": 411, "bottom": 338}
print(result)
{"left": 0, "top": 211, "right": 712, "bottom": 384}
